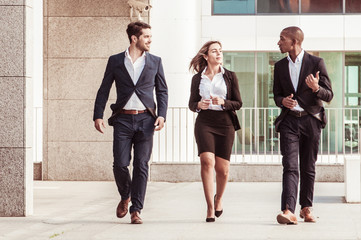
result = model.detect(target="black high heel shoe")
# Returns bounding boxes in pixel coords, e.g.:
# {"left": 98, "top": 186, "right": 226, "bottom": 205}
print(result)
{"left": 214, "top": 195, "right": 223, "bottom": 218}
{"left": 206, "top": 217, "right": 215, "bottom": 222}
{"left": 215, "top": 209, "right": 223, "bottom": 218}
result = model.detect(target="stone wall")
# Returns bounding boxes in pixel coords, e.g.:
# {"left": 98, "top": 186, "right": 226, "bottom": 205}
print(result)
{"left": 0, "top": 0, "right": 33, "bottom": 216}
{"left": 43, "top": 0, "right": 149, "bottom": 180}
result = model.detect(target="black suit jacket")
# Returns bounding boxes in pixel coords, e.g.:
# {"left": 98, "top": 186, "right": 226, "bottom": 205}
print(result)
{"left": 188, "top": 68, "right": 242, "bottom": 130}
{"left": 93, "top": 51, "right": 168, "bottom": 125}
{"left": 273, "top": 51, "right": 333, "bottom": 132}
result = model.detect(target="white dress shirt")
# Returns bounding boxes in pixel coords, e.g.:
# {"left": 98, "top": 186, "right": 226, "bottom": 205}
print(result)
{"left": 123, "top": 48, "right": 147, "bottom": 110}
{"left": 287, "top": 49, "right": 304, "bottom": 112}
{"left": 199, "top": 66, "right": 227, "bottom": 111}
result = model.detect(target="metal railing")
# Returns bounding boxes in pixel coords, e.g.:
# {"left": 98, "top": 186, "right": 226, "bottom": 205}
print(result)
{"left": 152, "top": 107, "right": 361, "bottom": 164}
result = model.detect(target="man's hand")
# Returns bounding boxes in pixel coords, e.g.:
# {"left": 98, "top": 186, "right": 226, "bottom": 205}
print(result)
{"left": 282, "top": 94, "right": 298, "bottom": 109}
{"left": 305, "top": 71, "right": 320, "bottom": 92}
{"left": 154, "top": 117, "right": 165, "bottom": 131}
{"left": 94, "top": 118, "right": 106, "bottom": 133}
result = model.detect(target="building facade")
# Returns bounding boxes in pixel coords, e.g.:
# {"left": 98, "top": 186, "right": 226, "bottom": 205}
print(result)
{"left": 40, "top": 0, "right": 361, "bottom": 181}
{"left": 150, "top": 0, "right": 361, "bottom": 167}
{"left": 3, "top": 0, "right": 360, "bottom": 217}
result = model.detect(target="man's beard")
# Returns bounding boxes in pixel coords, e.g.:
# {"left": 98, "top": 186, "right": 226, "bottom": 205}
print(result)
{"left": 136, "top": 42, "right": 149, "bottom": 52}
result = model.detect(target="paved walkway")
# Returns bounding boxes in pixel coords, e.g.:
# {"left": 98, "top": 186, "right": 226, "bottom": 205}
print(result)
{"left": 0, "top": 181, "right": 360, "bottom": 240}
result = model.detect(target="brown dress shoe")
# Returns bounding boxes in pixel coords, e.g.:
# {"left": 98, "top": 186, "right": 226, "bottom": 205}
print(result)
{"left": 131, "top": 211, "right": 143, "bottom": 224}
{"left": 116, "top": 198, "right": 130, "bottom": 218}
{"left": 300, "top": 207, "right": 316, "bottom": 223}
{"left": 277, "top": 210, "right": 298, "bottom": 225}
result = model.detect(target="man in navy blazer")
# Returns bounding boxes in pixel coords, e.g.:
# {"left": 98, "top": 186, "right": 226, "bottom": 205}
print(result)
{"left": 93, "top": 21, "right": 168, "bottom": 224}
{"left": 273, "top": 27, "right": 333, "bottom": 224}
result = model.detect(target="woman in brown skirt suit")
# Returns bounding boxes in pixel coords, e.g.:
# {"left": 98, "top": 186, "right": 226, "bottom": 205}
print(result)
{"left": 188, "top": 41, "right": 242, "bottom": 222}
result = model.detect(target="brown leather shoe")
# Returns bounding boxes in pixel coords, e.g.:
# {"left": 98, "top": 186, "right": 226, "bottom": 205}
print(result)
{"left": 300, "top": 207, "right": 316, "bottom": 223}
{"left": 130, "top": 211, "right": 143, "bottom": 224}
{"left": 116, "top": 198, "right": 130, "bottom": 218}
{"left": 277, "top": 210, "right": 298, "bottom": 225}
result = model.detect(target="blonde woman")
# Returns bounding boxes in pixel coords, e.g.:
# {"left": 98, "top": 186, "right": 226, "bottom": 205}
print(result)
{"left": 188, "top": 41, "right": 242, "bottom": 222}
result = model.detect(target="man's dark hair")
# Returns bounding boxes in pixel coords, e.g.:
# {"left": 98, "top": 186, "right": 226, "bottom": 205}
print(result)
{"left": 126, "top": 21, "right": 151, "bottom": 43}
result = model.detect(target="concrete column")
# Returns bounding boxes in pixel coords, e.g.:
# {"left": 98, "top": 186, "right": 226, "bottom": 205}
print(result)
{"left": 149, "top": 0, "right": 201, "bottom": 163}
{"left": 344, "top": 155, "right": 361, "bottom": 203}
{"left": 0, "top": 0, "right": 33, "bottom": 216}
{"left": 150, "top": 0, "right": 202, "bottom": 108}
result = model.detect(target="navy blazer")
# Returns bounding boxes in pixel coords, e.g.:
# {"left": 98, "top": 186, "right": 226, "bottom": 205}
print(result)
{"left": 93, "top": 51, "right": 168, "bottom": 125}
{"left": 188, "top": 68, "right": 243, "bottom": 130}
{"left": 273, "top": 51, "right": 333, "bottom": 132}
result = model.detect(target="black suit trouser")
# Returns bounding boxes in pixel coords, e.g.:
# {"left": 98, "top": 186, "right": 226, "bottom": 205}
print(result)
{"left": 279, "top": 114, "right": 321, "bottom": 213}
{"left": 112, "top": 112, "right": 155, "bottom": 214}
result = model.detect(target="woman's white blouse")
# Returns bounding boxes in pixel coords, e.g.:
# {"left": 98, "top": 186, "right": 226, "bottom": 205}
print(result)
{"left": 199, "top": 66, "right": 227, "bottom": 111}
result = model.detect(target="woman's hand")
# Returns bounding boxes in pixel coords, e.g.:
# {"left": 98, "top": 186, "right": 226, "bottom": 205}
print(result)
{"left": 210, "top": 96, "right": 225, "bottom": 105}
{"left": 198, "top": 99, "right": 211, "bottom": 110}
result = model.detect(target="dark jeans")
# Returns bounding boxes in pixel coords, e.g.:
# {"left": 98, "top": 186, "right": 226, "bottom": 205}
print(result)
{"left": 279, "top": 114, "right": 321, "bottom": 213}
{"left": 112, "top": 112, "right": 155, "bottom": 214}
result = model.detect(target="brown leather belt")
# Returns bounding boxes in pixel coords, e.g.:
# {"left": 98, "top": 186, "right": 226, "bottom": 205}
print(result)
{"left": 119, "top": 109, "right": 147, "bottom": 115}
{"left": 288, "top": 110, "right": 308, "bottom": 117}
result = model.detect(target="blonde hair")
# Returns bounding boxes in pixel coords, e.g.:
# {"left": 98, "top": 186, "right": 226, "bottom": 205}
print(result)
{"left": 189, "top": 41, "right": 222, "bottom": 73}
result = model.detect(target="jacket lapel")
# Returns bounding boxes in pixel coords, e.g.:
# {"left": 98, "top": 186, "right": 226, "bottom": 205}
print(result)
{"left": 135, "top": 52, "right": 149, "bottom": 87}
{"left": 297, "top": 51, "right": 309, "bottom": 91}
{"left": 281, "top": 58, "right": 295, "bottom": 93}
{"left": 223, "top": 69, "right": 231, "bottom": 98}
{"left": 118, "top": 52, "right": 135, "bottom": 85}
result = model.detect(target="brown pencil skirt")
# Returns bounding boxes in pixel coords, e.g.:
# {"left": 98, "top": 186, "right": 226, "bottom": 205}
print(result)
{"left": 194, "top": 110, "right": 235, "bottom": 160}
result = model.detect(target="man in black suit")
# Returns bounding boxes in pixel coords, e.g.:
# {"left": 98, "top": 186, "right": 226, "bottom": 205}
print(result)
{"left": 93, "top": 21, "right": 168, "bottom": 224}
{"left": 273, "top": 26, "right": 333, "bottom": 224}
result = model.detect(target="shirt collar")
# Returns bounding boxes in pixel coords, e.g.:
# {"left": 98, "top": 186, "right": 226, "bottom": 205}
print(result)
{"left": 201, "top": 65, "right": 225, "bottom": 76}
{"left": 287, "top": 49, "right": 304, "bottom": 64}
{"left": 125, "top": 48, "right": 146, "bottom": 60}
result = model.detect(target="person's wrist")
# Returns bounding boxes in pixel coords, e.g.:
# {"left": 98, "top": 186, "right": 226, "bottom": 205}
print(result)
{"left": 197, "top": 101, "right": 201, "bottom": 110}
{"left": 281, "top": 98, "right": 285, "bottom": 106}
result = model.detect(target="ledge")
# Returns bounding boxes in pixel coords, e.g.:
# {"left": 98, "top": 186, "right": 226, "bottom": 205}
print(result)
{"left": 150, "top": 163, "right": 344, "bottom": 182}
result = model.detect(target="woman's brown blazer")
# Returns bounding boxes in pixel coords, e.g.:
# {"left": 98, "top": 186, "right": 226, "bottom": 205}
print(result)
{"left": 188, "top": 68, "right": 242, "bottom": 130}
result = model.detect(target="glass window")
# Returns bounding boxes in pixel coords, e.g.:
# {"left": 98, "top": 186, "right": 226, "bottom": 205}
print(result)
{"left": 257, "top": 52, "right": 285, "bottom": 107}
{"left": 213, "top": 0, "right": 360, "bottom": 15}
{"left": 346, "top": 66, "right": 360, "bottom": 105}
{"left": 256, "top": 52, "right": 285, "bottom": 153}
{"left": 346, "top": 0, "right": 361, "bottom": 13}
{"left": 223, "top": 51, "right": 361, "bottom": 156}
{"left": 301, "top": 0, "right": 343, "bottom": 13}
{"left": 344, "top": 53, "right": 361, "bottom": 153}
{"left": 224, "top": 52, "right": 255, "bottom": 153}
{"left": 258, "top": 0, "right": 299, "bottom": 14}
{"left": 316, "top": 52, "right": 343, "bottom": 154}
{"left": 224, "top": 52, "right": 255, "bottom": 107}
{"left": 345, "top": 53, "right": 361, "bottom": 106}
{"left": 213, "top": 0, "right": 255, "bottom": 14}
